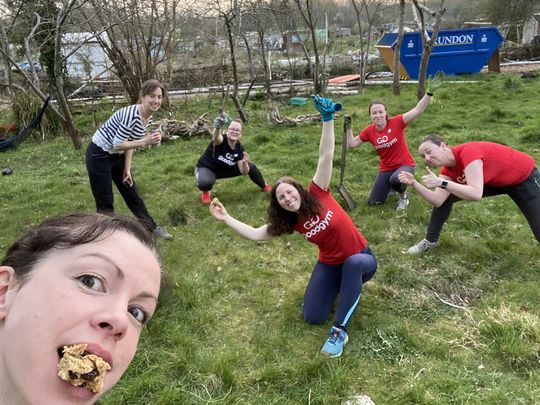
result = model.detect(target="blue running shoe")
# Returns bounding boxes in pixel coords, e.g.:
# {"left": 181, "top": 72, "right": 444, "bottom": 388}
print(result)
{"left": 320, "top": 326, "right": 348, "bottom": 357}
{"left": 311, "top": 94, "right": 342, "bottom": 121}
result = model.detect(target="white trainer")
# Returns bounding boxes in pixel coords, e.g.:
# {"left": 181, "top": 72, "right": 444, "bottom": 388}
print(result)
{"left": 396, "top": 197, "right": 409, "bottom": 211}
{"left": 407, "top": 238, "right": 439, "bottom": 254}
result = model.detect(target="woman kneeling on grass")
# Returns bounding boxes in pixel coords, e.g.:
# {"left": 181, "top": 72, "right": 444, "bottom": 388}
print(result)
{"left": 0, "top": 213, "right": 161, "bottom": 404}
{"left": 399, "top": 135, "right": 540, "bottom": 253}
{"left": 210, "top": 96, "right": 377, "bottom": 358}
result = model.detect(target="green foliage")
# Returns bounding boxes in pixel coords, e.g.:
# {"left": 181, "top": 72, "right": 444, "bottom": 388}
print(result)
{"left": 1, "top": 74, "right": 539, "bottom": 404}
{"left": 10, "top": 93, "right": 60, "bottom": 139}
{"left": 500, "top": 74, "right": 523, "bottom": 92}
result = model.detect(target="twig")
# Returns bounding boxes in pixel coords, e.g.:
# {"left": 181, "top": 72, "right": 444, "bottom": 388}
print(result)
{"left": 414, "top": 367, "right": 427, "bottom": 379}
{"left": 432, "top": 290, "right": 468, "bottom": 310}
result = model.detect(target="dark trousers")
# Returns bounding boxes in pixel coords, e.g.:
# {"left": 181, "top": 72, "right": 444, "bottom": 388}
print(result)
{"left": 85, "top": 142, "right": 157, "bottom": 230}
{"left": 369, "top": 165, "right": 415, "bottom": 205}
{"left": 195, "top": 162, "right": 266, "bottom": 192}
{"left": 426, "top": 167, "right": 540, "bottom": 243}
{"left": 302, "top": 247, "right": 377, "bottom": 330}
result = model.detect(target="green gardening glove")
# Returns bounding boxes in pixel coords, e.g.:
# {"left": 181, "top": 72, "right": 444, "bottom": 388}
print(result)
{"left": 426, "top": 71, "right": 444, "bottom": 95}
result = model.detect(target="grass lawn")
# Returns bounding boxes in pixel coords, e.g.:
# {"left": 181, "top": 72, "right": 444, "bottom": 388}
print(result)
{"left": 0, "top": 73, "right": 538, "bottom": 404}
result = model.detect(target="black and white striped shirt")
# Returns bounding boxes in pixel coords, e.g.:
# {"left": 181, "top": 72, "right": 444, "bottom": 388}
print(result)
{"left": 92, "top": 104, "right": 153, "bottom": 153}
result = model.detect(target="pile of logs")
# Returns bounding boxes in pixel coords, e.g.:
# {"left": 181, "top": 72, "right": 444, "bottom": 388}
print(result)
{"left": 159, "top": 113, "right": 212, "bottom": 140}
{"left": 266, "top": 106, "right": 324, "bottom": 127}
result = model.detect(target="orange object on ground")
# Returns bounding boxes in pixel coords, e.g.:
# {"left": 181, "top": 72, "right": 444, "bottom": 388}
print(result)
{"left": 328, "top": 74, "right": 361, "bottom": 84}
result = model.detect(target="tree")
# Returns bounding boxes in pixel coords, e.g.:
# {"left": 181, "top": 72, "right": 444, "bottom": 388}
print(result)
{"left": 411, "top": 0, "right": 446, "bottom": 99}
{"left": 350, "top": 0, "right": 383, "bottom": 88}
{"left": 293, "top": 0, "right": 328, "bottom": 94}
{"left": 80, "top": 0, "right": 185, "bottom": 104}
{"left": 0, "top": 0, "right": 86, "bottom": 149}
{"left": 392, "top": 0, "right": 405, "bottom": 96}
{"left": 243, "top": 0, "right": 274, "bottom": 97}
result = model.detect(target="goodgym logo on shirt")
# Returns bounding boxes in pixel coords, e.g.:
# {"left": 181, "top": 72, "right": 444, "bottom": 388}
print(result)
{"left": 217, "top": 152, "right": 238, "bottom": 166}
{"left": 375, "top": 135, "right": 397, "bottom": 150}
{"left": 303, "top": 210, "right": 334, "bottom": 239}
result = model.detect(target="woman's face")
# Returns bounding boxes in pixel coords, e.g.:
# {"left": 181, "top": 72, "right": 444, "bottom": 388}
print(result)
{"left": 418, "top": 141, "right": 446, "bottom": 167}
{"left": 0, "top": 230, "right": 161, "bottom": 405}
{"left": 140, "top": 87, "right": 163, "bottom": 114}
{"left": 226, "top": 121, "right": 243, "bottom": 142}
{"left": 369, "top": 104, "right": 387, "bottom": 128}
{"left": 275, "top": 182, "right": 301, "bottom": 212}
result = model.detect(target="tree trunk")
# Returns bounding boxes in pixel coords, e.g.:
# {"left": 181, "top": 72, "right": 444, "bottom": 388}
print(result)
{"left": 54, "top": 0, "right": 82, "bottom": 149}
{"left": 224, "top": 15, "right": 240, "bottom": 99}
{"left": 392, "top": 0, "right": 405, "bottom": 96}
{"left": 0, "top": 20, "right": 13, "bottom": 96}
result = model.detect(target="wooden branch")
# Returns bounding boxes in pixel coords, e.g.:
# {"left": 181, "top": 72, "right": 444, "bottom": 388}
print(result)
{"left": 432, "top": 290, "right": 468, "bottom": 310}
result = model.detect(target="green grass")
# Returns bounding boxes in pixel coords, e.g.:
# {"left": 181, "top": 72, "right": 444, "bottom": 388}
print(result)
{"left": 0, "top": 74, "right": 539, "bottom": 404}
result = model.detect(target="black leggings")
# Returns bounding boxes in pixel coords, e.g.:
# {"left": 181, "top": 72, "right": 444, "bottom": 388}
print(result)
{"left": 426, "top": 167, "right": 540, "bottom": 243}
{"left": 369, "top": 165, "right": 415, "bottom": 205}
{"left": 195, "top": 162, "right": 266, "bottom": 191}
{"left": 85, "top": 142, "right": 157, "bottom": 231}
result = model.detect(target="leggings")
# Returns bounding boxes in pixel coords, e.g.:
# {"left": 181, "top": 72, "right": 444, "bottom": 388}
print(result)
{"left": 302, "top": 247, "right": 377, "bottom": 331}
{"left": 369, "top": 165, "right": 415, "bottom": 205}
{"left": 426, "top": 167, "right": 540, "bottom": 243}
{"left": 195, "top": 162, "right": 266, "bottom": 191}
{"left": 85, "top": 142, "right": 157, "bottom": 231}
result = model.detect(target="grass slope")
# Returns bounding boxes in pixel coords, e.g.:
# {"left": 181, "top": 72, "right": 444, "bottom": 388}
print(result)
{"left": 0, "top": 73, "right": 538, "bottom": 404}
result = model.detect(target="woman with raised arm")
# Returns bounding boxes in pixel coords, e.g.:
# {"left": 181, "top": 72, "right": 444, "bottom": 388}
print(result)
{"left": 195, "top": 114, "right": 271, "bottom": 204}
{"left": 399, "top": 135, "right": 540, "bottom": 253}
{"left": 86, "top": 79, "right": 172, "bottom": 239}
{"left": 210, "top": 96, "right": 377, "bottom": 358}
{"left": 0, "top": 213, "right": 161, "bottom": 404}
{"left": 346, "top": 75, "right": 442, "bottom": 210}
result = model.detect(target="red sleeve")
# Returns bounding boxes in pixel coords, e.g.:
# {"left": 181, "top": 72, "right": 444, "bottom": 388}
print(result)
{"left": 359, "top": 126, "right": 372, "bottom": 142}
{"left": 310, "top": 180, "right": 330, "bottom": 195}
{"left": 394, "top": 114, "right": 407, "bottom": 131}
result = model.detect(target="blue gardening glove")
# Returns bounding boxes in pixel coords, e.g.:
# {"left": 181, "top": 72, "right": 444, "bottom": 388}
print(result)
{"left": 426, "top": 71, "right": 444, "bottom": 95}
{"left": 311, "top": 94, "right": 342, "bottom": 122}
{"left": 213, "top": 113, "right": 232, "bottom": 129}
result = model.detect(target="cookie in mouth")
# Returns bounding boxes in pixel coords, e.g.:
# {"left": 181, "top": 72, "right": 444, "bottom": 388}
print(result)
{"left": 57, "top": 344, "right": 111, "bottom": 393}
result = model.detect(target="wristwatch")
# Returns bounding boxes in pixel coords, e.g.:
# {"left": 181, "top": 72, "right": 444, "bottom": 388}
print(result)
{"left": 440, "top": 180, "right": 448, "bottom": 189}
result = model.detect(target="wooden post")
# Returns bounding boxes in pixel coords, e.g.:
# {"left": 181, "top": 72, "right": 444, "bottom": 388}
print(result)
{"left": 488, "top": 47, "right": 501, "bottom": 73}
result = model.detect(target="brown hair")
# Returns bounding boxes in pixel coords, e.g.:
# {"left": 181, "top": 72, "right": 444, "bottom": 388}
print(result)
{"left": 421, "top": 134, "right": 445, "bottom": 146}
{"left": 368, "top": 100, "right": 387, "bottom": 115}
{"left": 267, "top": 177, "right": 322, "bottom": 236}
{"left": 139, "top": 79, "right": 168, "bottom": 107}
{"left": 1, "top": 213, "right": 158, "bottom": 283}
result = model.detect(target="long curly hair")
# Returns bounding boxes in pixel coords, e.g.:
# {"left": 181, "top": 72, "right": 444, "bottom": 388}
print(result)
{"left": 267, "top": 177, "right": 322, "bottom": 236}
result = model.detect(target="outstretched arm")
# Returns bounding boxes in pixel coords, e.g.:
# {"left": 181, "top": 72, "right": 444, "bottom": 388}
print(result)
{"left": 402, "top": 72, "right": 443, "bottom": 124}
{"left": 398, "top": 170, "right": 450, "bottom": 207}
{"left": 421, "top": 163, "right": 484, "bottom": 201}
{"left": 313, "top": 120, "right": 335, "bottom": 190}
{"left": 312, "top": 95, "right": 340, "bottom": 190}
{"left": 210, "top": 198, "right": 274, "bottom": 241}
{"left": 402, "top": 93, "right": 432, "bottom": 124}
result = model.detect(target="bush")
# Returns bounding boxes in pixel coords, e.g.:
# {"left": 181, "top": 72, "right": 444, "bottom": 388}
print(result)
{"left": 10, "top": 93, "right": 61, "bottom": 140}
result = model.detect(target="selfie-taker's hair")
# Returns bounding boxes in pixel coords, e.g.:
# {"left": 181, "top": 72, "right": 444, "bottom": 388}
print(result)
{"left": 2, "top": 213, "right": 157, "bottom": 282}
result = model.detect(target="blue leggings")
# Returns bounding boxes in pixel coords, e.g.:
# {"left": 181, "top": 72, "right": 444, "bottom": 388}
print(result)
{"left": 302, "top": 247, "right": 377, "bottom": 331}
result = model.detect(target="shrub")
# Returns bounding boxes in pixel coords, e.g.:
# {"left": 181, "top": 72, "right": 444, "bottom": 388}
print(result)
{"left": 10, "top": 93, "right": 61, "bottom": 140}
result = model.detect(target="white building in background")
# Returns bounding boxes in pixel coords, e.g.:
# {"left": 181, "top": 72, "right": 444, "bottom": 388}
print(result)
{"left": 62, "top": 32, "right": 112, "bottom": 79}
{"left": 522, "top": 14, "right": 540, "bottom": 44}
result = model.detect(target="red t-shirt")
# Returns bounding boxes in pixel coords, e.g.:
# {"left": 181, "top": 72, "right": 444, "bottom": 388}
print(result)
{"left": 358, "top": 115, "right": 415, "bottom": 171}
{"left": 293, "top": 181, "right": 367, "bottom": 265}
{"left": 441, "top": 142, "right": 535, "bottom": 186}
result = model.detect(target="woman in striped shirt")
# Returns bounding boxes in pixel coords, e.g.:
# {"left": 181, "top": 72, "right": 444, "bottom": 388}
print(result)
{"left": 85, "top": 79, "right": 172, "bottom": 239}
